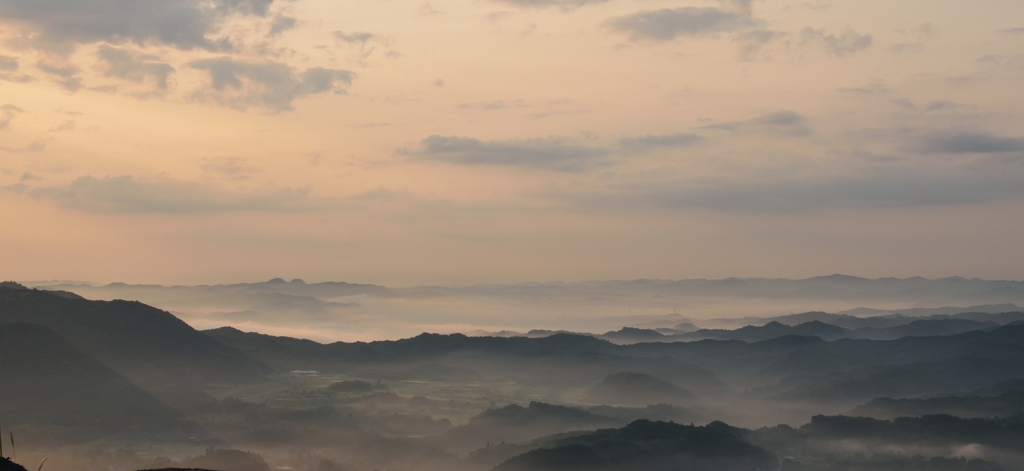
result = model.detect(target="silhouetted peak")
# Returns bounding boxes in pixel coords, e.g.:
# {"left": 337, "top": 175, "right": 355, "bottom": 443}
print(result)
{"left": 0, "top": 281, "right": 27, "bottom": 290}
{"left": 808, "top": 274, "right": 869, "bottom": 282}
{"left": 266, "top": 277, "right": 287, "bottom": 284}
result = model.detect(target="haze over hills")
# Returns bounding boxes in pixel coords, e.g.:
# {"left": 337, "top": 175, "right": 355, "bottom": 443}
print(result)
{"left": 0, "top": 284, "right": 271, "bottom": 413}
{"left": 5, "top": 282, "right": 1024, "bottom": 470}
{"left": 22, "top": 276, "right": 1024, "bottom": 342}
{"left": 0, "top": 323, "right": 190, "bottom": 443}
{"left": 4, "top": 0, "right": 1023, "bottom": 469}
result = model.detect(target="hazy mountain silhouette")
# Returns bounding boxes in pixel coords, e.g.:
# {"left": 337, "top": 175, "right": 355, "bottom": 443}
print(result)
{"left": 445, "top": 402, "right": 622, "bottom": 454}
{"left": 493, "top": 420, "right": 777, "bottom": 471}
{"left": 205, "top": 328, "right": 727, "bottom": 393}
{"left": 0, "top": 322, "right": 188, "bottom": 442}
{"left": 586, "top": 372, "right": 694, "bottom": 406}
{"left": 0, "top": 286, "right": 271, "bottom": 413}
{"left": 672, "top": 318, "right": 1007, "bottom": 343}
{"left": 599, "top": 327, "right": 667, "bottom": 344}
{"left": 851, "top": 390, "right": 1024, "bottom": 419}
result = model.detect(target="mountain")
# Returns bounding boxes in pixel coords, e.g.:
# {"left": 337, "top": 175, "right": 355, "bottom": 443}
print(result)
{"left": 444, "top": 402, "right": 623, "bottom": 454}
{"left": 204, "top": 328, "right": 727, "bottom": 393}
{"left": 851, "top": 318, "right": 999, "bottom": 340}
{"left": 599, "top": 327, "right": 667, "bottom": 344}
{"left": 674, "top": 318, "right": 1005, "bottom": 343}
{"left": 683, "top": 321, "right": 852, "bottom": 342}
{"left": 618, "top": 323, "right": 1024, "bottom": 399}
{"left": 493, "top": 420, "right": 777, "bottom": 471}
{"left": 0, "top": 286, "right": 272, "bottom": 413}
{"left": 587, "top": 372, "right": 694, "bottom": 406}
{"left": 790, "top": 414, "right": 1024, "bottom": 448}
{"left": 841, "top": 304, "right": 1022, "bottom": 317}
{"left": 0, "top": 323, "right": 189, "bottom": 443}
{"left": 851, "top": 390, "right": 1024, "bottom": 419}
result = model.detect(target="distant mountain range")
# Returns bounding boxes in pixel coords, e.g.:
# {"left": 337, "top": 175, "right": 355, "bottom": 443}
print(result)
{"left": 20, "top": 275, "right": 1024, "bottom": 340}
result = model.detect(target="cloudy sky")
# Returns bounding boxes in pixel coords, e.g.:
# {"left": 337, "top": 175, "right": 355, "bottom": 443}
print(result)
{"left": 1, "top": 0, "right": 1023, "bottom": 285}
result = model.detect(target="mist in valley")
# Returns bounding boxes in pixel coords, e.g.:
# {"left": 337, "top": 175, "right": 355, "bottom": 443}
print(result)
{"left": 3, "top": 279, "right": 1024, "bottom": 471}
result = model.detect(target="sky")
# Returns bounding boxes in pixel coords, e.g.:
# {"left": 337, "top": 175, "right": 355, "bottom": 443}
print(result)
{"left": 1, "top": 0, "right": 1023, "bottom": 286}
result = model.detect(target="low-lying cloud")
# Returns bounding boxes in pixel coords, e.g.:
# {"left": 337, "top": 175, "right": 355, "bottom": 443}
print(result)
{"left": 28, "top": 175, "right": 314, "bottom": 213}
{"left": 704, "top": 111, "right": 812, "bottom": 137}
{"left": 576, "top": 167, "right": 1024, "bottom": 213}
{"left": 407, "top": 136, "right": 611, "bottom": 172}
{"left": 490, "top": 0, "right": 611, "bottom": 11}
{"left": 606, "top": 7, "right": 756, "bottom": 41}
{"left": 618, "top": 133, "right": 704, "bottom": 154}
{"left": 919, "top": 133, "right": 1024, "bottom": 154}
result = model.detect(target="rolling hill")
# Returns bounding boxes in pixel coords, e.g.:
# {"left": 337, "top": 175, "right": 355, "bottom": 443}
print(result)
{"left": 0, "top": 323, "right": 190, "bottom": 443}
{"left": 0, "top": 285, "right": 272, "bottom": 412}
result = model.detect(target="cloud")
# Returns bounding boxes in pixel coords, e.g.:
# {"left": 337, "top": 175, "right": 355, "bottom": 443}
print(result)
{"left": 0, "top": 0, "right": 273, "bottom": 50}
{"left": 0, "top": 104, "right": 23, "bottom": 130}
{"left": 572, "top": 166, "right": 1024, "bottom": 213}
{"left": 490, "top": 0, "right": 611, "bottom": 10}
{"left": 0, "top": 56, "right": 34, "bottom": 82}
{"left": 1000, "top": 27, "right": 1024, "bottom": 35}
{"left": 802, "top": 28, "right": 873, "bottom": 56}
{"left": 419, "top": 2, "right": 440, "bottom": 16}
{"left": 457, "top": 100, "right": 526, "bottom": 111}
{"left": 334, "top": 31, "right": 377, "bottom": 44}
{"left": 26, "top": 137, "right": 51, "bottom": 151}
{"left": 704, "top": 110, "right": 812, "bottom": 137}
{"left": 332, "top": 30, "right": 397, "bottom": 60}
{"left": 889, "top": 43, "right": 924, "bottom": 55}
{"left": 202, "top": 157, "right": 261, "bottom": 180}
{"left": 734, "top": 29, "right": 787, "bottom": 60}
{"left": 977, "top": 54, "right": 1024, "bottom": 71}
{"left": 188, "top": 57, "right": 353, "bottom": 111}
{"left": 919, "top": 133, "right": 1024, "bottom": 154}
{"left": 718, "top": 0, "right": 753, "bottom": 15}
{"left": 97, "top": 45, "right": 175, "bottom": 90}
{"left": 36, "top": 61, "right": 82, "bottom": 91}
{"left": 406, "top": 135, "right": 610, "bottom": 172}
{"left": 0, "top": 55, "right": 17, "bottom": 71}
{"left": 49, "top": 119, "right": 74, "bottom": 132}
{"left": 606, "top": 7, "right": 756, "bottom": 41}
{"left": 618, "top": 133, "right": 704, "bottom": 154}
{"left": 268, "top": 14, "right": 296, "bottom": 36}
{"left": 28, "top": 175, "right": 314, "bottom": 213}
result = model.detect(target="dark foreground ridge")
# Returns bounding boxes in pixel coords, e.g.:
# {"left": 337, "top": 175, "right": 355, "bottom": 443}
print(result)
{"left": 0, "top": 285, "right": 271, "bottom": 414}
{"left": 0, "top": 458, "right": 27, "bottom": 471}
{"left": 0, "top": 322, "right": 189, "bottom": 443}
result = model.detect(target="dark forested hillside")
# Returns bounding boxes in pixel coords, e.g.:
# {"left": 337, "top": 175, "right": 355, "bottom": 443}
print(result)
{"left": 0, "top": 323, "right": 189, "bottom": 442}
{"left": 493, "top": 420, "right": 778, "bottom": 471}
{"left": 0, "top": 286, "right": 271, "bottom": 412}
